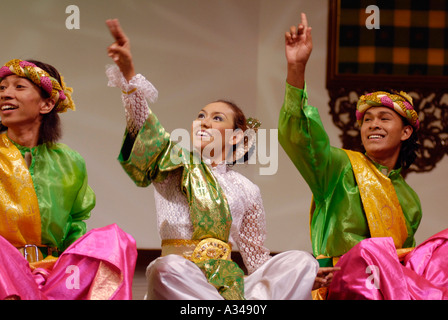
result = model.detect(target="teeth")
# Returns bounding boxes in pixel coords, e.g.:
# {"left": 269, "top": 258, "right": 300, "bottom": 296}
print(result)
{"left": 369, "top": 135, "right": 383, "bottom": 139}
{"left": 197, "top": 130, "right": 211, "bottom": 137}
{"left": 1, "top": 105, "right": 17, "bottom": 111}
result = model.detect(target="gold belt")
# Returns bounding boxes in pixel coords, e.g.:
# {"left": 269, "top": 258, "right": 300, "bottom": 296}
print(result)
{"left": 161, "top": 238, "right": 232, "bottom": 263}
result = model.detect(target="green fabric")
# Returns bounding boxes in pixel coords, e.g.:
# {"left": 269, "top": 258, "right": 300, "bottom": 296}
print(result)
{"left": 317, "top": 257, "right": 333, "bottom": 268}
{"left": 278, "top": 83, "right": 422, "bottom": 258}
{"left": 196, "top": 259, "right": 245, "bottom": 300}
{"left": 12, "top": 140, "right": 95, "bottom": 252}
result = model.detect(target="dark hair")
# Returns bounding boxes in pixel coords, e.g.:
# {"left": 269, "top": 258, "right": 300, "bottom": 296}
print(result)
{"left": 0, "top": 59, "right": 62, "bottom": 144}
{"left": 397, "top": 117, "right": 420, "bottom": 170}
{"left": 381, "top": 89, "right": 420, "bottom": 170}
{"left": 213, "top": 99, "right": 254, "bottom": 164}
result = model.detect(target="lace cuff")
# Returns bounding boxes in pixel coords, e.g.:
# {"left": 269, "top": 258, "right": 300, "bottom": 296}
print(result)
{"left": 239, "top": 202, "right": 272, "bottom": 274}
{"left": 106, "top": 65, "right": 158, "bottom": 136}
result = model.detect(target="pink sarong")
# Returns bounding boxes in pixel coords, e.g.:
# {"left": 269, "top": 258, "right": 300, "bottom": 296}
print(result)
{"left": 328, "top": 228, "right": 448, "bottom": 300}
{"left": 0, "top": 223, "right": 137, "bottom": 300}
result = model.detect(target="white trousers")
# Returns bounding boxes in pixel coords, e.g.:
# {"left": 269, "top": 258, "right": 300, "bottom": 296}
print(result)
{"left": 145, "top": 251, "right": 319, "bottom": 300}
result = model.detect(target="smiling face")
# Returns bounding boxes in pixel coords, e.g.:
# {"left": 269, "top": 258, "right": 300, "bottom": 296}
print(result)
{"left": 360, "top": 106, "right": 413, "bottom": 169}
{"left": 0, "top": 75, "right": 54, "bottom": 130}
{"left": 192, "top": 101, "right": 243, "bottom": 164}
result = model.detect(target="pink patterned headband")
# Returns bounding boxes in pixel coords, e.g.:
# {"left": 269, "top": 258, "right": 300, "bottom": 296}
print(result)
{"left": 356, "top": 91, "right": 419, "bottom": 130}
{"left": 0, "top": 59, "right": 75, "bottom": 113}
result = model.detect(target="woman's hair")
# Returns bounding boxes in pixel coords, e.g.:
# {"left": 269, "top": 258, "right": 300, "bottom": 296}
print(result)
{"left": 0, "top": 59, "right": 62, "bottom": 144}
{"left": 214, "top": 99, "right": 254, "bottom": 164}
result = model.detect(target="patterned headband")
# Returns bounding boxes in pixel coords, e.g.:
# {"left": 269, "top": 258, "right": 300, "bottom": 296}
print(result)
{"left": 356, "top": 91, "right": 419, "bottom": 130}
{"left": 0, "top": 59, "right": 75, "bottom": 113}
{"left": 233, "top": 117, "right": 261, "bottom": 163}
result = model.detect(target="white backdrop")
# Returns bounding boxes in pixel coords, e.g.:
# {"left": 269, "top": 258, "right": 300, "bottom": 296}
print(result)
{"left": 1, "top": 0, "right": 447, "bottom": 253}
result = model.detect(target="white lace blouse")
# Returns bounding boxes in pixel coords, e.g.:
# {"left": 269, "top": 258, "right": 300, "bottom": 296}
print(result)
{"left": 107, "top": 65, "right": 271, "bottom": 274}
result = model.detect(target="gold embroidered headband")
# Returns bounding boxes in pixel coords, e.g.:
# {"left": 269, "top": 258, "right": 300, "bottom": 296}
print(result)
{"left": 246, "top": 117, "right": 261, "bottom": 132}
{"left": 233, "top": 117, "right": 261, "bottom": 163}
{"left": 0, "top": 59, "right": 75, "bottom": 113}
{"left": 356, "top": 91, "right": 419, "bottom": 130}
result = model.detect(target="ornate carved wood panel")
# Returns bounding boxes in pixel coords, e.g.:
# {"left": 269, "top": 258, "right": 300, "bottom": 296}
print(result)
{"left": 326, "top": 0, "right": 448, "bottom": 177}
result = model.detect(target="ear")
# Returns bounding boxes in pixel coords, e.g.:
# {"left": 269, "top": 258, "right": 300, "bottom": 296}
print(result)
{"left": 40, "top": 98, "right": 56, "bottom": 115}
{"left": 401, "top": 125, "right": 413, "bottom": 141}
{"left": 228, "top": 129, "right": 244, "bottom": 146}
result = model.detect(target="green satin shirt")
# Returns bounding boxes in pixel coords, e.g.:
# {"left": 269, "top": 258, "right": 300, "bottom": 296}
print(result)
{"left": 278, "top": 83, "right": 422, "bottom": 258}
{"left": 13, "top": 140, "right": 95, "bottom": 252}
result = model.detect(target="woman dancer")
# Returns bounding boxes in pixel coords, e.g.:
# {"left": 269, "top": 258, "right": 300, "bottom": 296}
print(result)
{"left": 106, "top": 18, "right": 335, "bottom": 300}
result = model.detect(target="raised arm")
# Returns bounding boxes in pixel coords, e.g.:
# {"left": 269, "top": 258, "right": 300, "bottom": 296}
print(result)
{"left": 105, "top": 19, "right": 168, "bottom": 187}
{"left": 285, "top": 13, "right": 313, "bottom": 89}
{"left": 279, "top": 14, "right": 340, "bottom": 200}
{"left": 105, "top": 19, "right": 158, "bottom": 139}
{"left": 106, "top": 18, "right": 136, "bottom": 81}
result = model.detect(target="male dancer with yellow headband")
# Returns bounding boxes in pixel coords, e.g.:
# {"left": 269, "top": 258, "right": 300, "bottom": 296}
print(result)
{"left": 279, "top": 12, "right": 421, "bottom": 270}
{"left": 279, "top": 14, "right": 448, "bottom": 299}
{"left": 0, "top": 59, "right": 137, "bottom": 299}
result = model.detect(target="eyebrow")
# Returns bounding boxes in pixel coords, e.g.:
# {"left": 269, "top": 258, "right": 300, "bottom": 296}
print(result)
{"left": 364, "top": 109, "right": 395, "bottom": 117}
{"left": 199, "top": 109, "right": 228, "bottom": 119}
{"left": 0, "top": 77, "right": 28, "bottom": 84}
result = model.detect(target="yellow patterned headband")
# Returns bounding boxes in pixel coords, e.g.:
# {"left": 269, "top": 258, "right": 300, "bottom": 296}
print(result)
{"left": 0, "top": 59, "right": 75, "bottom": 113}
{"left": 356, "top": 91, "right": 419, "bottom": 130}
